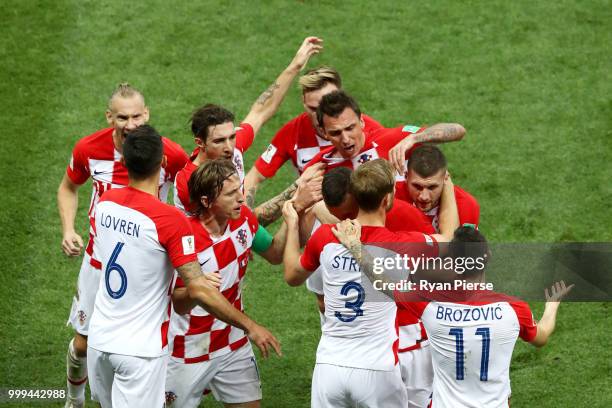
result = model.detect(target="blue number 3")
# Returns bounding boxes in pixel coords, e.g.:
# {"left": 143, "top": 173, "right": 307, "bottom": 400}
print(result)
{"left": 105, "top": 242, "right": 127, "bottom": 299}
{"left": 335, "top": 281, "right": 365, "bottom": 322}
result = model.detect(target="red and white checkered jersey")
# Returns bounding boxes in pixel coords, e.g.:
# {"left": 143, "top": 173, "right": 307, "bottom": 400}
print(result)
{"left": 169, "top": 205, "right": 259, "bottom": 363}
{"left": 174, "top": 123, "right": 254, "bottom": 215}
{"left": 395, "top": 184, "right": 480, "bottom": 232}
{"left": 300, "top": 224, "right": 436, "bottom": 371}
{"left": 400, "top": 291, "right": 537, "bottom": 408}
{"left": 304, "top": 125, "right": 424, "bottom": 180}
{"left": 254, "top": 113, "right": 383, "bottom": 177}
{"left": 65, "top": 127, "right": 189, "bottom": 266}
{"left": 88, "top": 187, "right": 196, "bottom": 358}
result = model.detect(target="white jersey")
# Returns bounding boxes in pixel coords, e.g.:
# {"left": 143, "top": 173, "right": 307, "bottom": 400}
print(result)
{"left": 301, "top": 225, "right": 435, "bottom": 371}
{"left": 402, "top": 291, "right": 538, "bottom": 408}
{"left": 88, "top": 187, "right": 196, "bottom": 358}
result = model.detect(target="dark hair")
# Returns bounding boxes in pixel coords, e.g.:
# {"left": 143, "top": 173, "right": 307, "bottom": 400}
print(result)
{"left": 407, "top": 144, "right": 447, "bottom": 177}
{"left": 190, "top": 104, "right": 234, "bottom": 141}
{"left": 322, "top": 167, "right": 352, "bottom": 207}
{"left": 188, "top": 159, "right": 237, "bottom": 215}
{"left": 349, "top": 159, "right": 394, "bottom": 212}
{"left": 450, "top": 226, "right": 489, "bottom": 276}
{"left": 122, "top": 125, "right": 163, "bottom": 180}
{"left": 316, "top": 90, "right": 361, "bottom": 129}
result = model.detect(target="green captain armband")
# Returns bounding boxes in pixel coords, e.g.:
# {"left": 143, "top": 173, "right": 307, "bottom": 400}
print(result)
{"left": 252, "top": 225, "right": 274, "bottom": 253}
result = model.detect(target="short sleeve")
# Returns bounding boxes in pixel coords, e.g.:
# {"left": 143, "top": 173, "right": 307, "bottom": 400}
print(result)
{"left": 253, "top": 120, "right": 295, "bottom": 178}
{"left": 235, "top": 123, "right": 255, "bottom": 153}
{"left": 162, "top": 138, "right": 189, "bottom": 181}
{"left": 375, "top": 125, "right": 426, "bottom": 159}
{"left": 174, "top": 169, "right": 193, "bottom": 215}
{"left": 300, "top": 226, "right": 331, "bottom": 272}
{"left": 510, "top": 301, "right": 538, "bottom": 342}
{"left": 456, "top": 187, "right": 481, "bottom": 228}
{"left": 157, "top": 209, "right": 197, "bottom": 268}
{"left": 66, "top": 140, "right": 91, "bottom": 185}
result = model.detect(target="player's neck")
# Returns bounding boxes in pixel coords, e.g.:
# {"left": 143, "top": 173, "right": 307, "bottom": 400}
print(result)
{"left": 112, "top": 130, "right": 123, "bottom": 153}
{"left": 356, "top": 207, "right": 386, "bottom": 227}
{"left": 193, "top": 149, "right": 207, "bottom": 166}
{"left": 199, "top": 212, "right": 229, "bottom": 237}
{"left": 128, "top": 176, "right": 159, "bottom": 197}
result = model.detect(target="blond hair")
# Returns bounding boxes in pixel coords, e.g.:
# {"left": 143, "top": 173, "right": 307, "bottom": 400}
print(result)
{"left": 298, "top": 66, "right": 342, "bottom": 94}
{"left": 107, "top": 83, "right": 145, "bottom": 111}
{"left": 350, "top": 159, "right": 395, "bottom": 212}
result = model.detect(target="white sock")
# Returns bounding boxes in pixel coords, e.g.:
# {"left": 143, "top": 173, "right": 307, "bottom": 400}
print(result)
{"left": 66, "top": 339, "right": 87, "bottom": 402}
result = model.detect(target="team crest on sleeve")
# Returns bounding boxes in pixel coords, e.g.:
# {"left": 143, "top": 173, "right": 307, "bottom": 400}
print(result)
{"left": 261, "top": 144, "right": 277, "bottom": 164}
{"left": 182, "top": 235, "right": 195, "bottom": 255}
{"left": 357, "top": 153, "right": 373, "bottom": 164}
{"left": 236, "top": 229, "right": 248, "bottom": 248}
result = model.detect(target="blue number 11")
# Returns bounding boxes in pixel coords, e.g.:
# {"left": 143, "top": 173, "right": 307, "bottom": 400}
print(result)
{"left": 449, "top": 327, "right": 490, "bottom": 381}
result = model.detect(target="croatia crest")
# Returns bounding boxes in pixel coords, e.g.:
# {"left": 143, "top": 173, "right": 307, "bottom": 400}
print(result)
{"left": 237, "top": 229, "right": 248, "bottom": 248}
{"left": 357, "top": 153, "right": 372, "bottom": 164}
{"left": 234, "top": 155, "right": 243, "bottom": 173}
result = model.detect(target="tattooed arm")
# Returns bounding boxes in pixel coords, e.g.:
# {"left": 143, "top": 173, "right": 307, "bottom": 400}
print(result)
{"left": 388, "top": 123, "right": 466, "bottom": 173}
{"left": 253, "top": 162, "right": 324, "bottom": 226}
{"left": 242, "top": 36, "right": 323, "bottom": 135}
{"left": 254, "top": 182, "right": 298, "bottom": 226}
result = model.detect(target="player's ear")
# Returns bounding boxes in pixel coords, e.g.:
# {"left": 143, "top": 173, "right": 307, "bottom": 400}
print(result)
{"left": 120, "top": 156, "right": 126, "bottom": 167}
{"left": 359, "top": 114, "right": 365, "bottom": 129}
{"left": 161, "top": 155, "right": 167, "bottom": 168}
{"left": 143, "top": 106, "right": 150, "bottom": 122}
{"left": 200, "top": 195, "right": 209, "bottom": 208}
{"left": 105, "top": 109, "right": 113, "bottom": 125}
{"left": 195, "top": 137, "right": 205, "bottom": 149}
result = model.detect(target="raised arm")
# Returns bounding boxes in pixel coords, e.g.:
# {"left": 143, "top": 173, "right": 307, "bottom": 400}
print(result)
{"left": 57, "top": 174, "right": 84, "bottom": 256}
{"left": 432, "top": 174, "right": 459, "bottom": 243}
{"left": 242, "top": 37, "right": 323, "bottom": 135}
{"left": 282, "top": 201, "right": 314, "bottom": 286}
{"left": 176, "top": 261, "right": 281, "bottom": 357}
{"left": 530, "top": 281, "right": 574, "bottom": 347}
{"left": 244, "top": 166, "right": 267, "bottom": 207}
{"left": 389, "top": 123, "right": 466, "bottom": 173}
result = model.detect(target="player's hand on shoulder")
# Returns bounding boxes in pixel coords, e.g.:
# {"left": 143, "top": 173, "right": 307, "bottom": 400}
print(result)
{"left": 289, "top": 36, "right": 323, "bottom": 72}
{"left": 545, "top": 280, "right": 574, "bottom": 303}
{"left": 248, "top": 323, "right": 282, "bottom": 358}
{"left": 61, "top": 231, "right": 83, "bottom": 257}
{"left": 332, "top": 219, "right": 362, "bottom": 249}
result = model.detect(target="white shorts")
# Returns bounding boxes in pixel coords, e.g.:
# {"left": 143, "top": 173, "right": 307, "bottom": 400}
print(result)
{"left": 306, "top": 267, "right": 323, "bottom": 295}
{"left": 399, "top": 344, "right": 434, "bottom": 408}
{"left": 311, "top": 363, "right": 407, "bottom": 408}
{"left": 165, "top": 342, "right": 261, "bottom": 407}
{"left": 87, "top": 347, "right": 166, "bottom": 408}
{"left": 67, "top": 253, "right": 101, "bottom": 335}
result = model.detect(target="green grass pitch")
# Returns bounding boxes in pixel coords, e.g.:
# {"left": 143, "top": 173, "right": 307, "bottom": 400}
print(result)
{"left": 0, "top": 0, "right": 610, "bottom": 407}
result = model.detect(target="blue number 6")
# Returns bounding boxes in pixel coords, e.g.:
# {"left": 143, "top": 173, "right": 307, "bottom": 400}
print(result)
{"left": 335, "top": 281, "right": 365, "bottom": 322}
{"left": 105, "top": 242, "right": 127, "bottom": 299}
